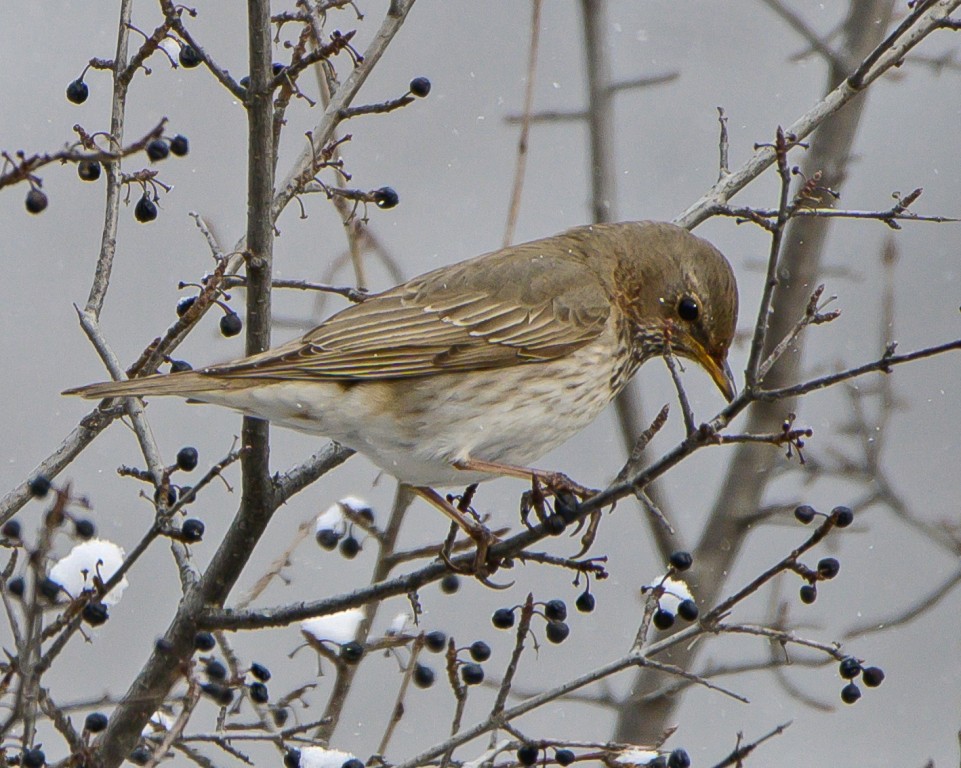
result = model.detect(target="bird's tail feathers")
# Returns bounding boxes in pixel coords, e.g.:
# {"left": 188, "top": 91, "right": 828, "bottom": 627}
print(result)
{"left": 62, "top": 371, "right": 215, "bottom": 400}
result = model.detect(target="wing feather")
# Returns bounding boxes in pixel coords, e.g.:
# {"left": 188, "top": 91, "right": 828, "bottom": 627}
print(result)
{"left": 208, "top": 236, "right": 613, "bottom": 381}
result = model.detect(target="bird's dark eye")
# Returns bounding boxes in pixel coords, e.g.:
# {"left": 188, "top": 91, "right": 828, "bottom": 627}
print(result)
{"left": 677, "top": 295, "right": 699, "bottom": 322}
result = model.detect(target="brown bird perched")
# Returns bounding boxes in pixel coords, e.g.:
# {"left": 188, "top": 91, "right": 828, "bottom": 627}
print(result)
{"left": 65, "top": 221, "right": 738, "bottom": 495}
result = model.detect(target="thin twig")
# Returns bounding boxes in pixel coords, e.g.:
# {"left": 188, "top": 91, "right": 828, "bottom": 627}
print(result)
{"left": 502, "top": 0, "right": 542, "bottom": 247}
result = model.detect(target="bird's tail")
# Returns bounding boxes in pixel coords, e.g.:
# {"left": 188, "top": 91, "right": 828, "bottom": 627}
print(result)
{"left": 62, "top": 370, "right": 216, "bottom": 400}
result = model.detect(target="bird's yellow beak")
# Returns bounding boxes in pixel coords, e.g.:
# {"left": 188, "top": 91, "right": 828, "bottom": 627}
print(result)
{"left": 683, "top": 337, "right": 737, "bottom": 402}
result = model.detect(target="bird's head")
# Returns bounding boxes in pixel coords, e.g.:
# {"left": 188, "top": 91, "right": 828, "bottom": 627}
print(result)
{"left": 614, "top": 222, "right": 739, "bottom": 401}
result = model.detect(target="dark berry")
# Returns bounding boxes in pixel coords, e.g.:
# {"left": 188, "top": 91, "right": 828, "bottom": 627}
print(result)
{"left": 516, "top": 745, "right": 539, "bottom": 767}
{"left": 840, "top": 682, "right": 861, "bottom": 704}
{"left": 272, "top": 62, "right": 286, "bottom": 76}
{"left": 409, "top": 77, "right": 431, "bottom": 98}
{"left": 74, "top": 519, "right": 96, "bottom": 539}
{"left": 492, "top": 608, "right": 515, "bottom": 629}
{"left": 424, "top": 630, "right": 447, "bottom": 652}
{"left": 669, "top": 550, "right": 693, "bottom": 571}
{"left": 39, "top": 577, "right": 61, "bottom": 601}
{"left": 862, "top": 666, "right": 885, "bottom": 687}
{"left": 342, "top": 760, "right": 364, "bottom": 768}
{"left": 460, "top": 662, "right": 484, "bottom": 685}
{"left": 28, "top": 476, "right": 51, "bottom": 498}
{"left": 339, "top": 535, "right": 361, "bottom": 559}
{"left": 176, "top": 446, "right": 199, "bottom": 471}
{"left": 176, "top": 296, "right": 197, "bottom": 317}
{"left": 146, "top": 139, "right": 169, "bottom": 162}
{"left": 544, "top": 514, "right": 567, "bottom": 535}
{"left": 26, "top": 189, "right": 48, "bottom": 214}
{"left": 817, "top": 557, "right": 840, "bottom": 579}
{"left": 84, "top": 712, "right": 109, "bottom": 733}
{"left": 794, "top": 504, "right": 816, "bottom": 524}
{"left": 179, "top": 44, "right": 202, "bottom": 68}
{"left": 373, "top": 187, "right": 399, "bottom": 209}
{"left": 67, "top": 78, "right": 89, "bottom": 104}
{"left": 440, "top": 573, "right": 460, "bottom": 594}
{"left": 194, "top": 631, "right": 216, "bottom": 651}
{"left": 205, "top": 659, "right": 227, "bottom": 681}
{"left": 8, "top": 577, "right": 25, "bottom": 598}
{"left": 134, "top": 195, "right": 158, "bottom": 223}
{"left": 469, "top": 640, "right": 491, "bottom": 662}
{"left": 575, "top": 591, "right": 595, "bottom": 613}
{"left": 648, "top": 757, "right": 668, "bottom": 768}
{"left": 340, "top": 641, "right": 364, "bottom": 664}
{"left": 799, "top": 584, "right": 817, "bottom": 604}
{"left": 544, "top": 599, "right": 567, "bottom": 622}
{"left": 170, "top": 359, "right": 193, "bottom": 373}
{"left": 78, "top": 160, "right": 101, "bottom": 181}
{"left": 412, "top": 663, "right": 435, "bottom": 689}
{"left": 181, "top": 519, "right": 205, "bottom": 542}
{"left": 272, "top": 706, "right": 290, "bottom": 727}
{"left": 219, "top": 311, "right": 242, "bottom": 337}
{"left": 239, "top": 76, "right": 251, "bottom": 90}
{"left": 554, "top": 491, "right": 579, "bottom": 523}
{"left": 169, "top": 134, "right": 190, "bottom": 157}
{"left": 833, "top": 506, "right": 854, "bottom": 528}
{"left": 668, "top": 749, "right": 691, "bottom": 768}
{"left": 155, "top": 637, "right": 175, "bottom": 653}
{"left": 23, "top": 748, "right": 46, "bottom": 768}
{"left": 249, "top": 681, "right": 269, "bottom": 703}
{"left": 554, "top": 749, "right": 575, "bottom": 766}
{"left": 2, "top": 520, "right": 21, "bottom": 539}
{"left": 201, "top": 682, "right": 234, "bottom": 706}
{"left": 82, "top": 602, "right": 109, "bottom": 626}
{"left": 284, "top": 749, "right": 302, "bottom": 768}
{"left": 250, "top": 662, "right": 271, "bottom": 682}
{"left": 545, "top": 620, "right": 570, "bottom": 644}
{"left": 677, "top": 599, "right": 699, "bottom": 622}
{"left": 839, "top": 657, "right": 861, "bottom": 680}
{"left": 652, "top": 609, "right": 675, "bottom": 630}
{"left": 129, "top": 747, "right": 151, "bottom": 766}
{"left": 316, "top": 529, "right": 341, "bottom": 550}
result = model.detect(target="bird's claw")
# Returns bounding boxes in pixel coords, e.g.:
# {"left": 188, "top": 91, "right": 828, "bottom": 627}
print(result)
{"left": 520, "top": 473, "right": 595, "bottom": 529}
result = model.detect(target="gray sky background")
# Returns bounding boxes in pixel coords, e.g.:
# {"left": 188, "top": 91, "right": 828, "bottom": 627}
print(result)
{"left": 1, "top": 3, "right": 960, "bottom": 767}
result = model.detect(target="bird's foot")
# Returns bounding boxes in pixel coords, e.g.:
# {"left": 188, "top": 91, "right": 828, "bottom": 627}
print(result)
{"left": 438, "top": 521, "right": 505, "bottom": 581}
{"left": 533, "top": 469, "right": 598, "bottom": 501}
{"left": 413, "top": 485, "right": 503, "bottom": 579}
{"left": 520, "top": 472, "right": 597, "bottom": 532}
{"left": 454, "top": 458, "right": 596, "bottom": 529}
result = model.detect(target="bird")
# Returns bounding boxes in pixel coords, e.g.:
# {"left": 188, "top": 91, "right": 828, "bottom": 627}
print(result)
{"left": 65, "top": 221, "right": 738, "bottom": 498}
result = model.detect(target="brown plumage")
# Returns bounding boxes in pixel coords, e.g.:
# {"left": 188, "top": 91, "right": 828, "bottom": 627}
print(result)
{"left": 65, "top": 221, "right": 738, "bottom": 487}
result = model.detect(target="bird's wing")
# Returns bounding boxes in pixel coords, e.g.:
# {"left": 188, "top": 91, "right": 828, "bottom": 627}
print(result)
{"left": 209, "top": 244, "right": 612, "bottom": 381}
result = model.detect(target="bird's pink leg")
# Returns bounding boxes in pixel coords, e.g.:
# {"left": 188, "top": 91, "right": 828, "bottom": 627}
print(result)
{"left": 452, "top": 458, "right": 598, "bottom": 499}
{"left": 410, "top": 486, "right": 498, "bottom": 575}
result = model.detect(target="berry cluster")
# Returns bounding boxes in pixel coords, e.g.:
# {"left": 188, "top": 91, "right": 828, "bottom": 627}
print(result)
{"left": 837, "top": 655, "right": 885, "bottom": 704}
{"left": 643, "top": 552, "right": 699, "bottom": 630}
{"left": 192, "top": 632, "right": 273, "bottom": 709}
{"left": 148, "top": 446, "right": 206, "bottom": 541}
{"left": 513, "top": 745, "right": 690, "bottom": 768}
{"left": 315, "top": 499, "right": 375, "bottom": 560}
{"left": 793, "top": 504, "right": 854, "bottom": 604}
{"left": 3, "top": 476, "right": 110, "bottom": 625}
{"left": 492, "top": 598, "right": 571, "bottom": 644}
{"left": 27, "top": 70, "right": 190, "bottom": 222}
{"left": 176, "top": 278, "right": 244, "bottom": 338}
{"left": 419, "top": 628, "right": 493, "bottom": 687}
